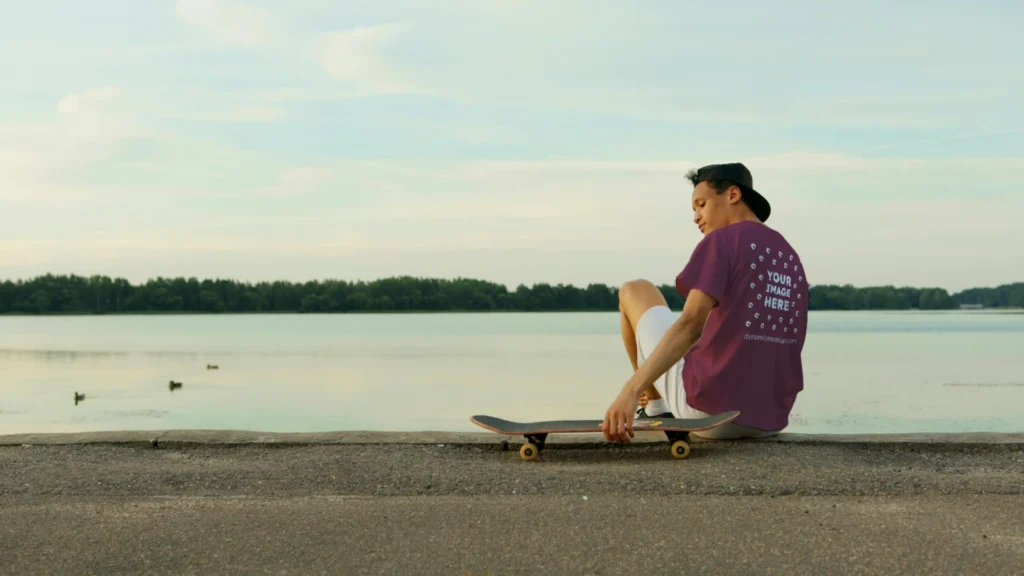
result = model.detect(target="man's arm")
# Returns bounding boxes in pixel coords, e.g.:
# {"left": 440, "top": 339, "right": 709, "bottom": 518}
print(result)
{"left": 601, "top": 289, "right": 718, "bottom": 442}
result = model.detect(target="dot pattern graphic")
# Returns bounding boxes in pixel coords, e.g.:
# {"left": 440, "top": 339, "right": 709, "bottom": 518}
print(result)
{"left": 747, "top": 241, "right": 806, "bottom": 344}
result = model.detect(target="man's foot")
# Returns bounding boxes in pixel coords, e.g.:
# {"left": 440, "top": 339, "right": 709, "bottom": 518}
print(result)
{"left": 636, "top": 393, "right": 672, "bottom": 419}
{"left": 635, "top": 406, "right": 674, "bottom": 419}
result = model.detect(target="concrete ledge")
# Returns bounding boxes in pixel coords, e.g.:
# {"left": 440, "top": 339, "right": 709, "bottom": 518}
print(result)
{"left": 777, "top": 432, "right": 1024, "bottom": 444}
{"left": 1, "top": 429, "right": 1022, "bottom": 446}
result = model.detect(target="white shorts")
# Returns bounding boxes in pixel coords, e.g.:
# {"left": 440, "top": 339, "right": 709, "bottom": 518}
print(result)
{"left": 635, "top": 306, "right": 779, "bottom": 440}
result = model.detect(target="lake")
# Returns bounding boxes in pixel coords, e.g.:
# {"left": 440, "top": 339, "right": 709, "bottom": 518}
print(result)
{"left": 1, "top": 311, "right": 1022, "bottom": 435}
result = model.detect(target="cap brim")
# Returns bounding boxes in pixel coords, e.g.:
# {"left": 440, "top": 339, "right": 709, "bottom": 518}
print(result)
{"left": 742, "top": 187, "right": 771, "bottom": 222}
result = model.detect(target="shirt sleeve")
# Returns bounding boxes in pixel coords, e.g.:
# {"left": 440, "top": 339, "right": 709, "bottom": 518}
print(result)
{"left": 675, "top": 231, "right": 730, "bottom": 304}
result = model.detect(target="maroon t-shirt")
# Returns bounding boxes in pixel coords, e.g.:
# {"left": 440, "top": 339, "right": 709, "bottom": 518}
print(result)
{"left": 674, "top": 220, "right": 808, "bottom": 431}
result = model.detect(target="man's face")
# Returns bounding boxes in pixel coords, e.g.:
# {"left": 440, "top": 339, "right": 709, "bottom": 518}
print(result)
{"left": 691, "top": 181, "right": 738, "bottom": 235}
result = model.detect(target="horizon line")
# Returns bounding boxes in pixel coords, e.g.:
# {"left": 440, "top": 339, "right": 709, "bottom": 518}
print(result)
{"left": 2, "top": 272, "right": 1021, "bottom": 295}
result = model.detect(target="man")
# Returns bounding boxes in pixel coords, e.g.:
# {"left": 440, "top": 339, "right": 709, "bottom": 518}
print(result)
{"left": 601, "top": 162, "right": 808, "bottom": 443}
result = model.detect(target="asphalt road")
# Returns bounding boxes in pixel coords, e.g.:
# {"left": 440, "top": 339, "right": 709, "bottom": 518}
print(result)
{"left": 1, "top": 439, "right": 1022, "bottom": 574}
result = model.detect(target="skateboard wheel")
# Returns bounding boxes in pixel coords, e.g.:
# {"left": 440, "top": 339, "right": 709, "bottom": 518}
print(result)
{"left": 520, "top": 442, "right": 539, "bottom": 461}
{"left": 671, "top": 440, "right": 690, "bottom": 460}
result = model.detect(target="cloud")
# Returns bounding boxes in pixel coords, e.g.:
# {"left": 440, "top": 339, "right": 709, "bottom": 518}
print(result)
{"left": 1, "top": 87, "right": 217, "bottom": 204}
{"left": 286, "top": 2, "right": 1018, "bottom": 129}
{"left": 176, "top": 105, "right": 287, "bottom": 124}
{"left": 0, "top": 231, "right": 366, "bottom": 275}
{"left": 226, "top": 106, "right": 285, "bottom": 123}
{"left": 469, "top": 161, "right": 691, "bottom": 174}
{"left": 313, "top": 24, "right": 426, "bottom": 95}
{"left": 1, "top": 87, "right": 141, "bottom": 202}
{"left": 175, "top": 0, "right": 277, "bottom": 46}
{"left": 397, "top": 119, "right": 515, "bottom": 146}
{"left": 277, "top": 165, "right": 338, "bottom": 186}
{"left": 56, "top": 87, "right": 120, "bottom": 116}
{"left": 158, "top": 94, "right": 288, "bottom": 124}
{"left": 49, "top": 87, "right": 143, "bottom": 150}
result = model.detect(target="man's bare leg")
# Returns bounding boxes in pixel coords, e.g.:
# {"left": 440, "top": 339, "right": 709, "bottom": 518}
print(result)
{"left": 620, "top": 309, "right": 659, "bottom": 409}
{"left": 620, "top": 309, "right": 640, "bottom": 372}
{"left": 619, "top": 279, "right": 671, "bottom": 403}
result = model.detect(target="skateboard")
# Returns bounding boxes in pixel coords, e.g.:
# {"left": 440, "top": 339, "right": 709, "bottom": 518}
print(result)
{"left": 470, "top": 410, "right": 740, "bottom": 461}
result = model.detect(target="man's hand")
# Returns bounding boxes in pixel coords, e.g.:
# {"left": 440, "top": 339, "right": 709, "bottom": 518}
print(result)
{"left": 601, "top": 387, "right": 641, "bottom": 443}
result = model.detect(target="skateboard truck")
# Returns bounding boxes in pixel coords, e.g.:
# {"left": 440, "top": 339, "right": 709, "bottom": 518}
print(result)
{"left": 520, "top": 430, "right": 689, "bottom": 460}
{"left": 520, "top": 433, "right": 548, "bottom": 461}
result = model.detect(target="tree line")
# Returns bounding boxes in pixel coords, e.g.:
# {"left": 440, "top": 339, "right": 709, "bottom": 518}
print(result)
{"left": 0, "top": 274, "right": 1021, "bottom": 315}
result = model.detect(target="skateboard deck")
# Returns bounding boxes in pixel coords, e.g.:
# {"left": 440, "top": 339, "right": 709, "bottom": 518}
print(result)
{"left": 471, "top": 410, "right": 740, "bottom": 461}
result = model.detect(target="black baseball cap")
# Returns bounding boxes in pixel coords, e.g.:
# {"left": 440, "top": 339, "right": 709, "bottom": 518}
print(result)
{"left": 692, "top": 162, "right": 771, "bottom": 223}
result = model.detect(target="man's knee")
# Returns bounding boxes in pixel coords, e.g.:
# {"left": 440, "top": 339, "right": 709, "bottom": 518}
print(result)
{"left": 618, "top": 280, "right": 658, "bottom": 308}
{"left": 618, "top": 280, "right": 668, "bottom": 324}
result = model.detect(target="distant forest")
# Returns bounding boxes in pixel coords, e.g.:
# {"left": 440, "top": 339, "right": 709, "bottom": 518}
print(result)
{"left": 1, "top": 274, "right": 1021, "bottom": 315}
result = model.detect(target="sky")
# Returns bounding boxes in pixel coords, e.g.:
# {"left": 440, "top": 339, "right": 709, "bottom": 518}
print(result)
{"left": 1, "top": 0, "right": 1022, "bottom": 292}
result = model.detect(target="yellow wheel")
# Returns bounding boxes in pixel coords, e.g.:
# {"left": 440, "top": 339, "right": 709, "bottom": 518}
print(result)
{"left": 519, "top": 442, "right": 539, "bottom": 461}
{"left": 671, "top": 440, "right": 690, "bottom": 460}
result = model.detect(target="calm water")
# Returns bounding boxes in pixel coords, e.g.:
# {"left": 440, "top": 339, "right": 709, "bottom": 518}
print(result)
{"left": 1, "top": 312, "right": 1022, "bottom": 435}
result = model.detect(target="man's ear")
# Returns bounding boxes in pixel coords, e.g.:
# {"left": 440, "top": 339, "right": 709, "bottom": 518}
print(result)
{"left": 729, "top": 186, "right": 744, "bottom": 205}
